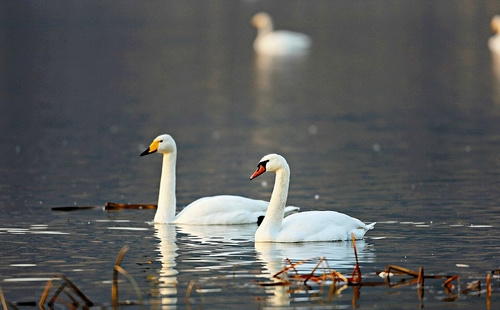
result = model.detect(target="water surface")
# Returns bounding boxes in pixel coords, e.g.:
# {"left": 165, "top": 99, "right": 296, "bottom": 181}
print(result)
{"left": 1, "top": 1, "right": 500, "bottom": 308}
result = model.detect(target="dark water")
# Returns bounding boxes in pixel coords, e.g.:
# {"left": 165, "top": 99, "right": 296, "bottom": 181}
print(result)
{"left": 2, "top": 1, "right": 500, "bottom": 308}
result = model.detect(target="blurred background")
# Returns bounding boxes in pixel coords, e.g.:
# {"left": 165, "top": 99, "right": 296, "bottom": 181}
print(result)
{"left": 1, "top": 0, "right": 500, "bottom": 223}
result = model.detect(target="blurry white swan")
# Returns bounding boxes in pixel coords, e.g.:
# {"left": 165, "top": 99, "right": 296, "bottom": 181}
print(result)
{"left": 489, "top": 15, "right": 500, "bottom": 58}
{"left": 251, "top": 12, "right": 311, "bottom": 55}
{"left": 140, "top": 134, "right": 299, "bottom": 224}
{"left": 250, "top": 154, "right": 375, "bottom": 242}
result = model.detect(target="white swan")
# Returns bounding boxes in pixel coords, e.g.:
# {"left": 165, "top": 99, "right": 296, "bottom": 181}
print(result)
{"left": 250, "top": 154, "right": 375, "bottom": 242}
{"left": 140, "top": 134, "right": 299, "bottom": 224}
{"left": 489, "top": 15, "right": 500, "bottom": 58}
{"left": 251, "top": 12, "right": 311, "bottom": 56}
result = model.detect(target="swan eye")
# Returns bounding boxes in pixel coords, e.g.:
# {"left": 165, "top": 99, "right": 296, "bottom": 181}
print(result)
{"left": 259, "top": 160, "right": 269, "bottom": 168}
{"left": 159, "top": 140, "right": 163, "bottom": 143}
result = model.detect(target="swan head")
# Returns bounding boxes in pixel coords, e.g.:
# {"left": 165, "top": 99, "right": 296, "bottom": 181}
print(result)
{"left": 140, "top": 134, "right": 176, "bottom": 156}
{"left": 492, "top": 15, "right": 500, "bottom": 34}
{"left": 250, "top": 153, "right": 288, "bottom": 180}
{"left": 251, "top": 12, "right": 273, "bottom": 31}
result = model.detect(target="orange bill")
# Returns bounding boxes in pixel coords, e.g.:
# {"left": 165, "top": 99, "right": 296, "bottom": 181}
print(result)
{"left": 250, "top": 164, "right": 266, "bottom": 180}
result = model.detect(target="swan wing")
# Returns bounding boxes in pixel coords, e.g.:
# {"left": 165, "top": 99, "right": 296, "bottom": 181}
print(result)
{"left": 255, "top": 30, "right": 311, "bottom": 55}
{"left": 173, "top": 195, "right": 299, "bottom": 225}
{"left": 490, "top": 36, "right": 500, "bottom": 55}
{"left": 275, "top": 211, "right": 374, "bottom": 242}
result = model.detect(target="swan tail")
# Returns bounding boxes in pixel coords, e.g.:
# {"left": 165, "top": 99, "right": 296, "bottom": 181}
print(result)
{"left": 365, "top": 222, "right": 376, "bottom": 230}
{"left": 283, "top": 205, "right": 300, "bottom": 216}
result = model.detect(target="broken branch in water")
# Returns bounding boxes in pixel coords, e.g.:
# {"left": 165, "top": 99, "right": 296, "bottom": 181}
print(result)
{"left": 105, "top": 202, "right": 157, "bottom": 210}
{"left": 51, "top": 202, "right": 157, "bottom": 212}
{"left": 39, "top": 274, "right": 93, "bottom": 308}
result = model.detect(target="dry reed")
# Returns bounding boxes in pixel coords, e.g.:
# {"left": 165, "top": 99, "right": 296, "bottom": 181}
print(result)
{"left": 39, "top": 274, "right": 93, "bottom": 308}
{"left": 112, "top": 245, "right": 144, "bottom": 309}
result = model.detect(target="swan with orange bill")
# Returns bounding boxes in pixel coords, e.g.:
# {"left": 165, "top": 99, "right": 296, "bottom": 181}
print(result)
{"left": 250, "top": 153, "right": 375, "bottom": 242}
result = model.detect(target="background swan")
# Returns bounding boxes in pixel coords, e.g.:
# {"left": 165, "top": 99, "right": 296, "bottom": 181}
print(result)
{"left": 250, "top": 154, "right": 375, "bottom": 242}
{"left": 251, "top": 12, "right": 311, "bottom": 55}
{"left": 140, "top": 134, "right": 299, "bottom": 224}
{"left": 489, "top": 15, "right": 500, "bottom": 58}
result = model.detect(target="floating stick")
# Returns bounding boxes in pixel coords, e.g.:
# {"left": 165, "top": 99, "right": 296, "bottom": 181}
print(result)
{"left": 52, "top": 202, "right": 157, "bottom": 211}
{"left": 105, "top": 202, "right": 156, "bottom": 210}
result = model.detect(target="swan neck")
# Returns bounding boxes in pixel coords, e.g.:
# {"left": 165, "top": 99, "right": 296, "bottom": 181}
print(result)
{"left": 258, "top": 165, "right": 290, "bottom": 237}
{"left": 155, "top": 152, "right": 177, "bottom": 223}
{"left": 258, "top": 21, "right": 274, "bottom": 36}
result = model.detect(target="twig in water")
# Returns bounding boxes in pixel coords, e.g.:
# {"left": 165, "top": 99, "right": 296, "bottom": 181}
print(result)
{"left": 39, "top": 274, "right": 93, "bottom": 308}
{"left": 112, "top": 246, "right": 129, "bottom": 306}
{"left": 487, "top": 273, "right": 492, "bottom": 309}
{"left": 185, "top": 280, "right": 202, "bottom": 304}
{"left": 284, "top": 258, "right": 302, "bottom": 277}
{"left": 112, "top": 245, "right": 144, "bottom": 309}
{"left": 442, "top": 275, "right": 460, "bottom": 301}
{"left": 47, "top": 281, "right": 67, "bottom": 307}
{"left": 303, "top": 257, "right": 325, "bottom": 285}
{"left": 0, "top": 286, "right": 8, "bottom": 310}
{"left": 350, "top": 233, "right": 362, "bottom": 284}
{"left": 273, "top": 257, "right": 314, "bottom": 280}
{"left": 417, "top": 267, "right": 424, "bottom": 300}
{"left": 443, "top": 275, "right": 459, "bottom": 292}
{"left": 39, "top": 279, "right": 53, "bottom": 307}
{"left": 105, "top": 202, "right": 156, "bottom": 210}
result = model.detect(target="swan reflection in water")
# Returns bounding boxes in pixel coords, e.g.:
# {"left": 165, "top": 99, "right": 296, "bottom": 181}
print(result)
{"left": 251, "top": 35, "right": 310, "bottom": 151}
{"left": 151, "top": 224, "right": 179, "bottom": 309}
{"left": 176, "top": 223, "right": 256, "bottom": 243}
{"left": 253, "top": 52, "right": 309, "bottom": 104}
{"left": 492, "top": 54, "right": 500, "bottom": 106}
{"left": 255, "top": 241, "right": 375, "bottom": 306}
